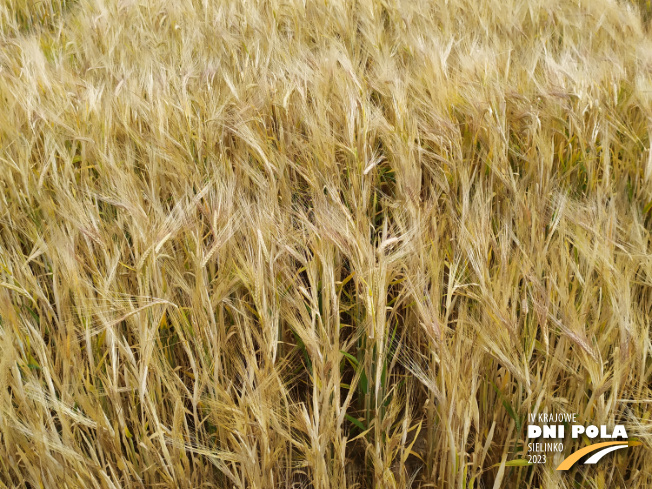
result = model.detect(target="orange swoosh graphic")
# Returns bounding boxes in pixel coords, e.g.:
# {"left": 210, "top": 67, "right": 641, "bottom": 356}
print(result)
{"left": 556, "top": 441, "right": 641, "bottom": 471}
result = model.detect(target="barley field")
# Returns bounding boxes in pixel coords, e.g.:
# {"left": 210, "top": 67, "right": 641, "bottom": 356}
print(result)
{"left": 0, "top": 0, "right": 651, "bottom": 487}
